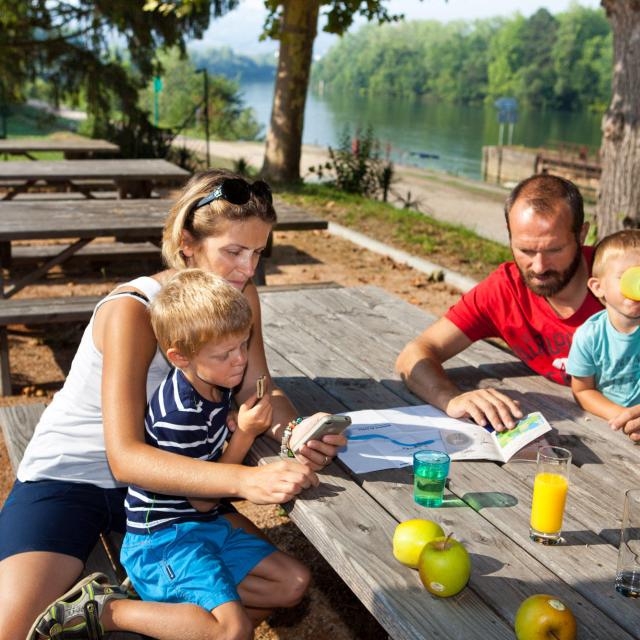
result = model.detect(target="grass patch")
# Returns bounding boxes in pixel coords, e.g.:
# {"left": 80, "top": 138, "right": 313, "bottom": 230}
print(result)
{"left": 277, "top": 183, "right": 512, "bottom": 281}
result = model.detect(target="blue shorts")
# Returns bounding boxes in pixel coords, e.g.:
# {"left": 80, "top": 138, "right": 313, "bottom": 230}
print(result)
{"left": 120, "top": 518, "right": 276, "bottom": 612}
{"left": 0, "top": 479, "right": 127, "bottom": 562}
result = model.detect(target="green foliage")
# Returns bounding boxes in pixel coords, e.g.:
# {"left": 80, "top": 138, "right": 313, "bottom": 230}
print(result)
{"left": 309, "top": 126, "right": 394, "bottom": 200}
{"left": 313, "top": 6, "right": 612, "bottom": 111}
{"left": 139, "top": 48, "right": 261, "bottom": 140}
{"left": 0, "top": 1, "right": 237, "bottom": 146}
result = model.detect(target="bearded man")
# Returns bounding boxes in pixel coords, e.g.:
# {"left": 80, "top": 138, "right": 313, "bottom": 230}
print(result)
{"left": 396, "top": 174, "right": 602, "bottom": 431}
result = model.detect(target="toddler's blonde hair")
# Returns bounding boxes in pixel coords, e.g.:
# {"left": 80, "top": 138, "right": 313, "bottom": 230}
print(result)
{"left": 592, "top": 229, "right": 640, "bottom": 279}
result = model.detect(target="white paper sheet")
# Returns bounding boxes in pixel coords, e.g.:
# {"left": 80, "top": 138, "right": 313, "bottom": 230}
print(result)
{"left": 337, "top": 405, "right": 550, "bottom": 474}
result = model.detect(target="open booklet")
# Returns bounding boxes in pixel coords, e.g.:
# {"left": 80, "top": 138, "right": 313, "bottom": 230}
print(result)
{"left": 337, "top": 404, "right": 551, "bottom": 474}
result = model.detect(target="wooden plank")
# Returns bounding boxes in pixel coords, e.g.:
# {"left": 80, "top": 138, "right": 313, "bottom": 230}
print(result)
{"left": 0, "top": 402, "right": 46, "bottom": 469}
{"left": 11, "top": 241, "right": 162, "bottom": 265}
{"left": 0, "top": 139, "right": 120, "bottom": 154}
{"left": 0, "top": 159, "right": 189, "bottom": 181}
{"left": 0, "top": 295, "right": 99, "bottom": 324}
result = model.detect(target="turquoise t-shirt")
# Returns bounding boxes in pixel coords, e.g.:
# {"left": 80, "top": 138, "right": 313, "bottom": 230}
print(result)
{"left": 566, "top": 309, "right": 640, "bottom": 407}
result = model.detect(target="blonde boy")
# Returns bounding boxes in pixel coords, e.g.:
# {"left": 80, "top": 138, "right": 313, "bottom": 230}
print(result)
{"left": 120, "top": 269, "right": 309, "bottom": 639}
{"left": 566, "top": 230, "right": 640, "bottom": 442}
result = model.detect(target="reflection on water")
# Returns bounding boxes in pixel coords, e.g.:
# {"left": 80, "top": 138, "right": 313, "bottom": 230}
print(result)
{"left": 240, "top": 81, "right": 603, "bottom": 180}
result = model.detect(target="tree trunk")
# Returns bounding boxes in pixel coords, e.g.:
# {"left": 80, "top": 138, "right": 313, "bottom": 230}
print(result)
{"left": 597, "top": 1, "right": 640, "bottom": 238}
{"left": 260, "top": 0, "right": 320, "bottom": 184}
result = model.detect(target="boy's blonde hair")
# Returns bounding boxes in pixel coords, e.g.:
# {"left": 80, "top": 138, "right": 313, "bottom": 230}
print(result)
{"left": 150, "top": 269, "right": 252, "bottom": 358}
{"left": 592, "top": 229, "right": 640, "bottom": 279}
{"left": 162, "top": 169, "right": 276, "bottom": 269}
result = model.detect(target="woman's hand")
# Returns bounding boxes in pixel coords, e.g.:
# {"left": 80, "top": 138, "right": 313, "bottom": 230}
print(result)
{"left": 291, "top": 412, "right": 348, "bottom": 471}
{"left": 239, "top": 459, "right": 319, "bottom": 504}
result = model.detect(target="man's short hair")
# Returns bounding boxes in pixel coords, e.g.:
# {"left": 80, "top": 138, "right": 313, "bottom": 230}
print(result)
{"left": 592, "top": 229, "right": 640, "bottom": 279}
{"left": 150, "top": 269, "right": 252, "bottom": 358}
{"left": 504, "top": 174, "right": 584, "bottom": 234}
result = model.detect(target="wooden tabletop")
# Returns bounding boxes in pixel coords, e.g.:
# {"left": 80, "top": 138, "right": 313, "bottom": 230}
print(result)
{"left": 0, "top": 198, "right": 327, "bottom": 241}
{"left": 252, "top": 285, "right": 640, "bottom": 640}
{"left": 0, "top": 138, "right": 120, "bottom": 154}
{"left": 0, "top": 159, "right": 189, "bottom": 181}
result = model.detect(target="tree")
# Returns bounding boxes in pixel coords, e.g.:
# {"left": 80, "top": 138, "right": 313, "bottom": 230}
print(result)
{"left": 139, "top": 47, "right": 261, "bottom": 140}
{"left": 260, "top": 1, "right": 403, "bottom": 184}
{"left": 0, "top": 1, "right": 234, "bottom": 138}
{"left": 596, "top": 1, "right": 640, "bottom": 236}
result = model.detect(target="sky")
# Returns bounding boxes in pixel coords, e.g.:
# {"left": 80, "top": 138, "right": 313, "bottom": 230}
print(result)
{"left": 190, "top": 0, "right": 602, "bottom": 58}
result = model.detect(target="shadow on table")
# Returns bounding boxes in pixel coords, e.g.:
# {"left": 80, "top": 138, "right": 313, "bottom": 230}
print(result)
{"left": 560, "top": 527, "right": 620, "bottom": 547}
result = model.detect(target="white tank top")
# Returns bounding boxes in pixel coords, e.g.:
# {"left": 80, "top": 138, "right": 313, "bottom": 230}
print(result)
{"left": 18, "top": 276, "right": 170, "bottom": 488}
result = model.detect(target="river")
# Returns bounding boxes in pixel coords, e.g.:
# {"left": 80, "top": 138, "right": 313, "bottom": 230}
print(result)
{"left": 240, "top": 81, "right": 603, "bottom": 181}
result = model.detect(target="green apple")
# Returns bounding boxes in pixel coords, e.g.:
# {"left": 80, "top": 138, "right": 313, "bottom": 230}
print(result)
{"left": 392, "top": 519, "right": 445, "bottom": 568}
{"left": 514, "top": 594, "right": 577, "bottom": 640}
{"left": 418, "top": 535, "right": 471, "bottom": 597}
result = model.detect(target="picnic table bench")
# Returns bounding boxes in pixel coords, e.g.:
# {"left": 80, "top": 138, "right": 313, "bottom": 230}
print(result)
{"left": 2, "top": 284, "right": 639, "bottom": 638}
{"left": 0, "top": 159, "right": 189, "bottom": 200}
{"left": 0, "top": 138, "right": 120, "bottom": 160}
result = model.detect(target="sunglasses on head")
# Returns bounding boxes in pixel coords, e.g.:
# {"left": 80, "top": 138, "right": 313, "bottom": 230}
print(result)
{"left": 192, "top": 178, "right": 273, "bottom": 213}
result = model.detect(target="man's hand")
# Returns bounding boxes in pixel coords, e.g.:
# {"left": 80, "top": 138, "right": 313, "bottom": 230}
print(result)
{"left": 446, "top": 388, "right": 523, "bottom": 431}
{"left": 609, "top": 406, "right": 640, "bottom": 442}
{"left": 239, "top": 459, "right": 319, "bottom": 504}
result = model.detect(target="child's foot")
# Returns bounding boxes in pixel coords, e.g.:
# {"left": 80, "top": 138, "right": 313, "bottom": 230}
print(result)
{"left": 27, "top": 572, "right": 129, "bottom": 639}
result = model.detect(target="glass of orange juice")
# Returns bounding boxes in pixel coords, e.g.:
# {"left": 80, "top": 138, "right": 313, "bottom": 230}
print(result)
{"left": 529, "top": 446, "right": 571, "bottom": 545}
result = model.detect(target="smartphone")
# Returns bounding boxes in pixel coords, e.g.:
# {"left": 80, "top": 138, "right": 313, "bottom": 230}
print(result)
{"left": 256, "top": 375, "right": 266, "bottom": 399}
{"left": 289, "top": 414, "right": 351, "bottom": 454}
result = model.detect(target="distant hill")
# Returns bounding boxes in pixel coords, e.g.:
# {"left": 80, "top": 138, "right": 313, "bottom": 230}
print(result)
{"left": 189, "top": 46, "right": 276, "bottom": 83}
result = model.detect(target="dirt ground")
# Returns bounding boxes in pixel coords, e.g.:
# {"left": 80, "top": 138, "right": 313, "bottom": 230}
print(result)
{"left": 0, "top": 228, "right": 464, "bottom": 639}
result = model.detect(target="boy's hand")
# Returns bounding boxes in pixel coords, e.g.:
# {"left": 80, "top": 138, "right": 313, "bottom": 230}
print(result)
{"left": 237, "top": 392, "right": 273, "bottom": 439}
{"left": 609, "top": 405, "right": 640, "bottom": 442}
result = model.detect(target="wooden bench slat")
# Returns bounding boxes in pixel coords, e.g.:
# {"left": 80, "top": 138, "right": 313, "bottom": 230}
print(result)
{"left": 11, "top": 241, "right": 161, "bottom": 265}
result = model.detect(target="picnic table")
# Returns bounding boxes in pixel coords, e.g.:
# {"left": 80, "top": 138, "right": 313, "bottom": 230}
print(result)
{"left": 0, "top": 197, "right": 328, "bottom": 296}
{"left": 1, "top": 284, "right": 640, "bottom": 638}
{"left": 0, "top": 158, "right": 189, "bottom": 200}
{"left": 248, "top": 284, "right": 640, "bottom": 639}
{"left": 0, "top": 137, "right": 120, "bottom": 160}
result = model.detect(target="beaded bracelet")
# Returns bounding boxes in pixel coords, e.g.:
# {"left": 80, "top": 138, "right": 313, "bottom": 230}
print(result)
{"left": 280, "top": 417, "right": 303, "bottom": 458}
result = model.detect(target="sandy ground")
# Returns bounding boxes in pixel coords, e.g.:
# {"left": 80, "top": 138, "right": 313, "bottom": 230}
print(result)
{"left": 0, "top": 228, "right": 466, "bottom": 639}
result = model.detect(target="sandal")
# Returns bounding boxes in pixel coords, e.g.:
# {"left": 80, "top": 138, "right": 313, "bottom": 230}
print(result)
{"left": 27, "top": 572, "right": 129, "bottom": 640}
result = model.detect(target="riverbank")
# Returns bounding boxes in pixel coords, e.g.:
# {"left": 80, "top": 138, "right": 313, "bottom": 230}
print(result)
{"left": 175, "top": 136, "right": 513, "bottom": 245}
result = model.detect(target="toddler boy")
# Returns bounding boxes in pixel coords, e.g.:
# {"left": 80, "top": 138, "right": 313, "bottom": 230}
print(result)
{"left": 566, "top": 230, "right": 640, "bottom": 442}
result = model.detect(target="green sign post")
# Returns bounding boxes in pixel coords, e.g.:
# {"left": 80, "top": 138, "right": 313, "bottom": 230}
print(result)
{"left": 153, "top": 76, "right": 163, "bottom": 126}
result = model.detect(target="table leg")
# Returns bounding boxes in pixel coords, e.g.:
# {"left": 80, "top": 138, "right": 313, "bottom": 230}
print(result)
{"left": 0, "top": 328, "right": 11, "bottom": 396}
{"left": 0, "top": 241, "right": 10, "bottom": 269}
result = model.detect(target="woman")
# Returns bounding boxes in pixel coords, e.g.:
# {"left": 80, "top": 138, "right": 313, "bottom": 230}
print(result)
{"left": 0, "top": 169, "right": 346, "bottom": 639}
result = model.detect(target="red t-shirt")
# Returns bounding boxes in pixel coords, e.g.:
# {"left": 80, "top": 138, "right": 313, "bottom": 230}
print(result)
{"left": 444, "top": 246, "right": 602, "bottom": 385}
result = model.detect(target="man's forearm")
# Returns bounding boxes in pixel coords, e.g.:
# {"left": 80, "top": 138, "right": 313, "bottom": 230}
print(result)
{"left": 399, "top": 351, "right": 462, "bottom": 412}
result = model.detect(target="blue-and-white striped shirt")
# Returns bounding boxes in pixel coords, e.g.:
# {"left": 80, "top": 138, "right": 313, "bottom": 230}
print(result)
{"left": 125, "top": 367, "right": 231, "bottom": 534}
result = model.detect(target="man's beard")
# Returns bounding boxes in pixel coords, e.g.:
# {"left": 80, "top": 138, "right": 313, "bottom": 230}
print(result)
{"left": 518, "top": 242, "right": 582, "bottom": 297}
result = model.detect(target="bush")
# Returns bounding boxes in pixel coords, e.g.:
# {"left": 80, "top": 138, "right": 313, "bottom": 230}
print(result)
{"left": 309, "top": 126, "right": 394, "bottom": 201}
